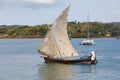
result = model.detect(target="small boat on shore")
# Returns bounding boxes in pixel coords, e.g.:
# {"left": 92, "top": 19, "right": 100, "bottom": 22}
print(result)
{"left": 38, "top": 5, "right": 97, "bottom": 64}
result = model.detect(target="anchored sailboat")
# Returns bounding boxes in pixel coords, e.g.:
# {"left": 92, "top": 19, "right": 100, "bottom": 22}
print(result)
{"left": 81, "top": 12, "right": 95, "bottom": 45}
{"left": 38, "top": 5, "right": 97, "bottom": 64}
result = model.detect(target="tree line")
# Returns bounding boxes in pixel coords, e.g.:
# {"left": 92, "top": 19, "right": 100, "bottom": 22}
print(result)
{"left": 0, "top": 21, "right": 120, "bottom": 38}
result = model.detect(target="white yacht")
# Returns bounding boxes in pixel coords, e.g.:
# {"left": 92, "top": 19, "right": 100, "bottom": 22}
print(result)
{"left": 81, "top": 12, "right": 95, "bottom": 45}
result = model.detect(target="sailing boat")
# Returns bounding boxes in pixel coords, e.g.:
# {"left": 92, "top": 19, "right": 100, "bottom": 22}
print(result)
{"left": 81, "top": 12, "right": 95, "bottom": 45}
{"left": 38, "top": 5, "right": 97, "bottom": 64}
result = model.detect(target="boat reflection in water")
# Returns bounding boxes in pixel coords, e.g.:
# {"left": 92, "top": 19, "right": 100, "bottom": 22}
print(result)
{"left": 38, "top": 63, "right": 96, "bottom": 80}
{"left": 38, "top": 63, "right": 73, "bottom": 80}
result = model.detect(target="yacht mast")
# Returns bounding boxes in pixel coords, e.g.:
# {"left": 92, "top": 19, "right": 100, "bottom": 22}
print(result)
{"left": 87, "top": 11, "right": 90, "bottom": 39}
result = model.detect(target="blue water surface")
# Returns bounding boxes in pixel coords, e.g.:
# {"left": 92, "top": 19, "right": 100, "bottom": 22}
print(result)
{"left": 0, "top": 38, "right": 120, "bottom": 80}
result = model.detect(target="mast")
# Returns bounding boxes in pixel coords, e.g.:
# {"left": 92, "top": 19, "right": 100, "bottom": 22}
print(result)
{"left": 87, "top": 11, "right": 90, "bottom": 39}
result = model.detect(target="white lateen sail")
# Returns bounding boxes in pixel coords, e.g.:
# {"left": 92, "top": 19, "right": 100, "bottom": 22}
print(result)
{"left": 38, "top": 5, "right": 79, "bottom": 58}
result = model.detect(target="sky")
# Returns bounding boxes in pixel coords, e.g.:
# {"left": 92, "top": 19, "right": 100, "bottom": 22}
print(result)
{"left": 0, "top": 0, "right": 120, "bottom": 25}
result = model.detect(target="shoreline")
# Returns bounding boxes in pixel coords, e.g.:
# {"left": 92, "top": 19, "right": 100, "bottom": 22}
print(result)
{"left": 0, "top": 37, "right": 118, "bottom": 39}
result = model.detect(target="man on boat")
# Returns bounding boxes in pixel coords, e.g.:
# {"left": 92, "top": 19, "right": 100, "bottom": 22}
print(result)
{"left": 90, "top": 51, "right": 96, "bottom": 63}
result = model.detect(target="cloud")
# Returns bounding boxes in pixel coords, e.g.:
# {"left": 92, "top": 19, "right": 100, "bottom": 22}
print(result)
{"left": 0, "top": 0, "right": 55, "bottom": 4}
{"left": 26, "top": 0, "right": 54, "bottom": 4}
{"left": 0, "top": 0, "right": 55, "bottom": 9}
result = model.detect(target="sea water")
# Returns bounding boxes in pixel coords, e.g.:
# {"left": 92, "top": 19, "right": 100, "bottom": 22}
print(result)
{"left": 0, "top": 38, "right": 120, "bottom": 80}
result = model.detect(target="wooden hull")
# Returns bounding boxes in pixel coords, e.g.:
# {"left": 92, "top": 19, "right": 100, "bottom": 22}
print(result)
{"left": 44, "top": 57, "right": 97, "bottom": 64}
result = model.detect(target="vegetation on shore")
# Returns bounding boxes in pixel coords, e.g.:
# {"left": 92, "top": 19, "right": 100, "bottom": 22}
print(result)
{"left": 0, "top": 21, "right": 120, "bottom": 38}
